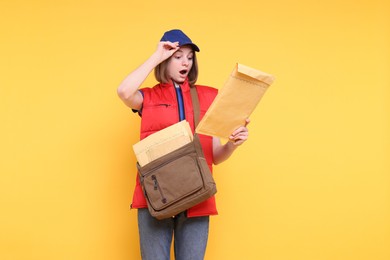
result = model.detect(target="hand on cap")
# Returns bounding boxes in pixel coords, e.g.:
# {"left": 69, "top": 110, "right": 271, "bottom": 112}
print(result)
{"left": 155, "top": 41, "right": 180, "bottom": 62}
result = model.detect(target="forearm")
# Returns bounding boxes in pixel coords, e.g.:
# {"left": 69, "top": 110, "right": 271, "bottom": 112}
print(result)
{"left": 212, "top": 138, "right": 237, "bottom": 165}
{"left": 117, "top": 52, "right": 162, "bottom": 108}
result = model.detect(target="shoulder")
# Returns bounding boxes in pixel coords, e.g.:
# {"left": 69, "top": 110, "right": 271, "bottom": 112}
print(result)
{"left": 195, "top": 85, "right": 218, "bottom": 93}
{"left": 140, "top": 83, "right": 163, "bottom": 94}
{"left": 139, "top": 83, "right": 167, "bottom": 100}
{"left": 195, "top": 85, "right": 218, "bottom": 101}
{"left": 194, "top": 85, "right": 218, "bottom": 109}
{"left": 195, "top": 85, "right": 218, "bottom": 98}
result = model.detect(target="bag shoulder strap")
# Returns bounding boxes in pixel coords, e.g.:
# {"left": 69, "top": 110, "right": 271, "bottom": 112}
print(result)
{"left": 189, "top": 86, "right": 200, "bottom": 127}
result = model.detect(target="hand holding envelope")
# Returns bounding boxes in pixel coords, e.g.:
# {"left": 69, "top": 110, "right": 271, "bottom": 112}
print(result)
{"left": 196, "top": 63, "right": 275, "bottom": 139}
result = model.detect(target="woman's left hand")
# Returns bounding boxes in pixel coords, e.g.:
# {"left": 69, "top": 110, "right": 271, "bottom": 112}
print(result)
{"left": 229, "top": 118, "right": 250, "bottom": 146}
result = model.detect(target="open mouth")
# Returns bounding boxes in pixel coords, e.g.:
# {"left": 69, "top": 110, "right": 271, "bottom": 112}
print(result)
{"left": 179, "top": 69, "right": 188, "bottom": 75}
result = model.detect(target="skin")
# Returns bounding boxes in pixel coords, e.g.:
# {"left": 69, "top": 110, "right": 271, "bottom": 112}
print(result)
{"left": 166, "top": 46, "right": 193, "bottom": 84}
{"left": 117, "top": 41, "right": 249, "bottom": 165}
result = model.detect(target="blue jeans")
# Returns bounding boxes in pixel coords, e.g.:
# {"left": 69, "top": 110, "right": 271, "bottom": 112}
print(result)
{"left": 137, "top": 208, "right": 210, "bottom": 260}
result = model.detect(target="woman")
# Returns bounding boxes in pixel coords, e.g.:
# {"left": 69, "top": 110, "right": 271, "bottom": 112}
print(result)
{"left": 117, "top": 29, "right": 249, "bottom": 260}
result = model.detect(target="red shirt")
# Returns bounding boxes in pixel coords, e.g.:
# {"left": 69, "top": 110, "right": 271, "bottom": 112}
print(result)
{"left": 131, "top": 79, "right": 218, "bottom": 217}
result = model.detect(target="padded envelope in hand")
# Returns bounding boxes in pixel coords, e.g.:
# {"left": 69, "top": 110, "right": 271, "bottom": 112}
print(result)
{"left": 196, "top": 63, "right": 275, "bottom": 139}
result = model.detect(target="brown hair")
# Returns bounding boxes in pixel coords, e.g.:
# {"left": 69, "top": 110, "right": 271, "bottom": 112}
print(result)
{"left": 154, "top": 51, "right": 199, "bottom": 87}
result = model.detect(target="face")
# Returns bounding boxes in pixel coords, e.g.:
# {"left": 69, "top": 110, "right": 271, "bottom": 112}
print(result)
{"left": 166, "top": 46, "right": 194, "bottom": 84}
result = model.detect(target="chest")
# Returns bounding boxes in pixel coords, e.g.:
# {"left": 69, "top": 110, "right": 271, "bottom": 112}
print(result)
{"left": 140, "top": 88, "right": 195, "bottom": 139}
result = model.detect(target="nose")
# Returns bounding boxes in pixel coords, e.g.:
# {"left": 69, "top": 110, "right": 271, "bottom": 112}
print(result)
{"left": 182, "top": 58, "right": 189, "bottom": 67}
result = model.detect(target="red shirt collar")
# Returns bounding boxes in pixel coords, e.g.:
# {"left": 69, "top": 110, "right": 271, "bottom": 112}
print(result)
{"left": 160, "top": 78, "right": 190, "bottom": 91}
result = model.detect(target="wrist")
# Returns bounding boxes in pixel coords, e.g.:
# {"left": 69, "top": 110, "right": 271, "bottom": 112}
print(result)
{"left": 145, "top": 53, "right": 162, "bottom": 70}
{"left": 226, "top": 140, "right": 238, "bottom": 150}
{"left": 149, "top": 52, "right": 164, "bottom": 66}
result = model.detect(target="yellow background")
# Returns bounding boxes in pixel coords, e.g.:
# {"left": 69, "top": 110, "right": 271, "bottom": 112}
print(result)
{"left": 1, "top": 0, "right": 389, "bottom": 259}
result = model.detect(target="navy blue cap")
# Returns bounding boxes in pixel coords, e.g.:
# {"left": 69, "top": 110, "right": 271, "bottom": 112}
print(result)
{"left": 160, "top": 29, "right": 200, "bottom": 52}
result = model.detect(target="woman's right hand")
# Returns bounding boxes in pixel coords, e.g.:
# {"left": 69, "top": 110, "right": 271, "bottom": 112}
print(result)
{"left": 155, "top": 41, "right": 180, "bottom": 62}
{"left": 117, "top": 41, "right": 179, "bottom": 110}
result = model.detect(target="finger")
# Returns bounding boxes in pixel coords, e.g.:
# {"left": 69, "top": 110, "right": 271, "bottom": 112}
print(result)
{"left": 244, "top": 118, "right": 250, "bottom": 127}
{"left": 233, "top": 140, "right": 245, "bottom": 145}
{"left": 229, "top": 132, "right": 249, "bottom": 142}
{"left": 232, "top": 134, "right": 248, "bottom": 141}
{"left": 231, "top": 126, "right": 248, "bottom": 137}
{"left": 162, "top": 41, "right": 179, "bottom": 49}
{"left": 232, "top": 137, "right": 247, "bottom": 146}
{"left": 231, "top": 119, "right": 250, "bottom": 135}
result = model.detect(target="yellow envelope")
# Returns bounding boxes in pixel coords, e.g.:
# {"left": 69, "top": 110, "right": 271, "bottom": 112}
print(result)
{"left": 196, "top": 63, "right": 275, "bottom": 139}
{"left": 133, "top": 120, "right": 193, "bottom": 167}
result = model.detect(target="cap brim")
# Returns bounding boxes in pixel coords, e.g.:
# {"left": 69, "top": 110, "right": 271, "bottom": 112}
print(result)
{"left": 180, "top": 43, "right": 200, "bottom": 52}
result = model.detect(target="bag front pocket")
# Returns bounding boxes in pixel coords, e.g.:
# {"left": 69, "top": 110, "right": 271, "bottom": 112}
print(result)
{"left": 142, "top": 154, "right": 203, "bottom": 211}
